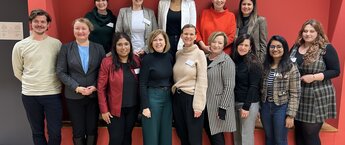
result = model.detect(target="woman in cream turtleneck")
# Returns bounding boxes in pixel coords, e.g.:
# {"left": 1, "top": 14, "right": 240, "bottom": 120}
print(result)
{"left": 172, "top": 24, "right": 207, "bottom": 145}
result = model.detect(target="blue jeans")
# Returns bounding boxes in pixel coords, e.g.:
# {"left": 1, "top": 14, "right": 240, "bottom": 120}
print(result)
{"left": 22, "top": 94, "right": 62, "bottom": 145}
{"left": 260, "top": 101, "right": 288, "bottom": 145}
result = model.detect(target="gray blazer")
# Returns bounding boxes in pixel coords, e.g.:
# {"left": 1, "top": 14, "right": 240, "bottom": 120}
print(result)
{"left": 206, "top": 52, "right": 236, "bottom": 135}
{"left": 56, "top": 41, "right": 105, "bottom": 99}
{"left": 237, "top": 16, "right": 267, "bottom": 62}
{"left": 115, "top": 7, "right": 158, "bottom": 51}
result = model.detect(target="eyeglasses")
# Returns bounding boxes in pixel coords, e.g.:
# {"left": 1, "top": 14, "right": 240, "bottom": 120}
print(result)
{"left": 269, "top": 45, "right": 283, "bottom": 50}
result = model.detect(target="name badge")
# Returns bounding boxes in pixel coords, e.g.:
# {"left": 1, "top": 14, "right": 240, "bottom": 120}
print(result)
{"left": 290, "top": 57, "right": 297, "bottom": 63}
{"left": 106, "top": 22, "right": 114, "bottom": 28}
{"left": 185, "top": 60, "right": 195, "bottom": 67}
{"left": 143, "top": 18, "right": 151, "bottom": 26}
{"left": 134, "top": 68, "right": 140, "bottom": 74}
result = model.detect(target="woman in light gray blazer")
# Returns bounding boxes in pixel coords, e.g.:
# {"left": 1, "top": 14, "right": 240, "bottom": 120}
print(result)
{"left": 236, "top": 0, "right": 267, "bottom": 62}
{"left": 115, "top": 0, "right": 157, "bottom": 57}
{"left": 204, "top": 32, "right": 236, "bottom": 145}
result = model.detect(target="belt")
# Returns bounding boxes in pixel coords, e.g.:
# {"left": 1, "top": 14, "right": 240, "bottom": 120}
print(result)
{"left": 176, "top": 88, "right": 185, "bottom": 94}
{"left": 266, "top": 97, "right": 274, "bottom": 102}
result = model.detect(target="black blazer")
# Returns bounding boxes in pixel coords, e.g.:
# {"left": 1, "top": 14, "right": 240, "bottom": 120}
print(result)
{"left": 56, "top": 41, "right": 105, "bottom": 99}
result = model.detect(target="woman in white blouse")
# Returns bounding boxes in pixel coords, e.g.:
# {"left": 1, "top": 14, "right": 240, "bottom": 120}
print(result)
{"left": 158, "top": 0, "right": 196, "bottom": 59}
{"left": 116, "top": 0, "right": 157, "bottom": 57}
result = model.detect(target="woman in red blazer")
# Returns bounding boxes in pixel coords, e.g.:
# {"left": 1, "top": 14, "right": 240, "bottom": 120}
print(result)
{"left": 97, "top": 32, "right": 141, "bottom": 145}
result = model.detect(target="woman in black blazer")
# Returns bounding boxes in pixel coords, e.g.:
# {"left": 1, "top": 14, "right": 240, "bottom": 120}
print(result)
{"left": 56, "top": 18, "right": 105, "bottom": 145}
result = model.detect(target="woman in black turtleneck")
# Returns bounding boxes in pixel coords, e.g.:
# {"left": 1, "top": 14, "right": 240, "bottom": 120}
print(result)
{"left": 139, "top": 29, "right": 173, "bottom": 145}
{"left": 85, "top": 0, "right": 116, "bottom": 53}
{"left": 236, "top": 0, "right": 267, "bottom": 62}
{"left": 231, "top": 34, "right": 262, "bottom": 145}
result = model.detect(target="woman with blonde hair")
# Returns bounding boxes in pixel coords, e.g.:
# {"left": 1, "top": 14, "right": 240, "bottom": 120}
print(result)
{"left": 197, "top": 0, "right": 236, "bottom": 54}
{"left": 204, "top": 31, "right": 236, "bottom": 145}
{"left": 56, "top": 18, "right": 105, "bottom": 145}
{"left": 140, "top": 29, "right": 173, "bottom": 145}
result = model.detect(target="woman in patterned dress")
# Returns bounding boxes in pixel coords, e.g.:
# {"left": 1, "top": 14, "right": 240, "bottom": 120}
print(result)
{"left": 290, "top": 19, "right": 340, "bottom": 145}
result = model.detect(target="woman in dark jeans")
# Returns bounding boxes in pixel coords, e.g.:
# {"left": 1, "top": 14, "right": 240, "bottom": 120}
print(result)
{"left": 261, "top": 35, "right": 301, "bottom": 145}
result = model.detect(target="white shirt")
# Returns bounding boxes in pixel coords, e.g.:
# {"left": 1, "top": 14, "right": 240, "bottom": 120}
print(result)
{"left": 131, "top": 10, "right": 146, "bottom": 52}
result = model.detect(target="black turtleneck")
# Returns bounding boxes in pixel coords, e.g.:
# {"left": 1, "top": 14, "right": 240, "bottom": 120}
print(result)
{"left": 238, "top": 16, "right": 250, "bottom": 37}
{"left": 85, "top": 7, "right": 117, "bottom": 53}
{"left": 234, "top": 56, "right": 261, "bottom": 110}
{"left": 139, "top": 52, "right": 174, "bottom": 108}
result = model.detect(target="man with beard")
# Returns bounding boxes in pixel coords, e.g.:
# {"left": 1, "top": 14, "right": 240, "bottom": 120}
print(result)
{"left": 12, "top": 9, "right": 62, "bottom": 145}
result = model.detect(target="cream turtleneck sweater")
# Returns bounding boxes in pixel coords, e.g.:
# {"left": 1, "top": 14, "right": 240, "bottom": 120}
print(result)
{"left": 172, "top": 44, "right": 208, "bottom": 112}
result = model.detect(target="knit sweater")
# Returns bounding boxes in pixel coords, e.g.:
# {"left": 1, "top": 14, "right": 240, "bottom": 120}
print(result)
{"left": 85, "top": 7, "right": 116, "bottom": 53}
{"left": 196, "top": 7, "right": 236, "bottom": 54}
{"left": 12, "top": 35, "right": 62, "bottom": 95}
{"left": 140, "top": 52, "right": 173, "bottom": 109}
{"left": 172, "top": 44, "right": 208, "bottom": 112}
{"left": 234, "top": 57, "right": 261, "bottom": 110}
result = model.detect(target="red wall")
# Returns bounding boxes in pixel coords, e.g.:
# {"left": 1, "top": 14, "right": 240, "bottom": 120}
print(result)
{"left": 328, "top": 1, "right": 345, "bottom": 143}
{"left": 28, "top": 0, "right": 330, "bottom": 46}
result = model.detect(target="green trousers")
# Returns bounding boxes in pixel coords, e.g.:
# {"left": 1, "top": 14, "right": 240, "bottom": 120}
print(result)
{"left": 142, "top": 87, "right": 172, "bottom": 145}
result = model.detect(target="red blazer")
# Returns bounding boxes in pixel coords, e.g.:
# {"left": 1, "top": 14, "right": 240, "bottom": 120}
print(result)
{"left": 97, "top": 56, "right": 140, "bottom": 117}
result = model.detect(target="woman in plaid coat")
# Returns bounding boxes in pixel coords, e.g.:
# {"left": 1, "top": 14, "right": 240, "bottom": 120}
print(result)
{"left": 290, "top": 19, "right": 340, "bottom": 145}
{"left": 204, "top": 32, "right": 236, "bottom": 145}
{"left": 260, "top": 35, "right": 301, "bottom": 145}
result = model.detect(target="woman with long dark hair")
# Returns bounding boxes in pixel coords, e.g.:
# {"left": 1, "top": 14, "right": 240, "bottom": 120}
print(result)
{"left": 236, "top": 0, "right": 267, "bottom": 62}
{"left": 232, "top": 34, "right": 261, "bottom": 145}
{"left": 97, "top": 32, "right": 141, "bottom": 145}
{"left": 261, "top": 35, "right": 301, "bottom": 145}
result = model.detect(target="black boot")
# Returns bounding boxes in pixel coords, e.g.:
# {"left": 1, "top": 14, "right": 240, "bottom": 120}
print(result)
{"left": 86, "top": 135, "right": 97, "bottom": 145}
{"left": 73, "top": 137, "right": 85, "bottom": 145}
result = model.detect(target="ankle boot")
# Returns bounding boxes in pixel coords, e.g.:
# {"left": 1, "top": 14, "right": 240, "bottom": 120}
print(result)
{"left": 73, "top": 137, "right": 85, "bottom": 145}
{"left": 86, "top": 135, "right": 97, "bottom": 145}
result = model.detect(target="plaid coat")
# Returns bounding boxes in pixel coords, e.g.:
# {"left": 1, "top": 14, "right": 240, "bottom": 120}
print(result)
{"left": 261, "top": 64, "right": 301, "bottom": 117}
{"left": 290, "top": 46, "right": 337, "bottom": 123}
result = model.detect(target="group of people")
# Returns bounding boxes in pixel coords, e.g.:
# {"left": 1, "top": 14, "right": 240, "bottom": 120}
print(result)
{"left": 11, "top": 0, "right": 340, "bottom": 145}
